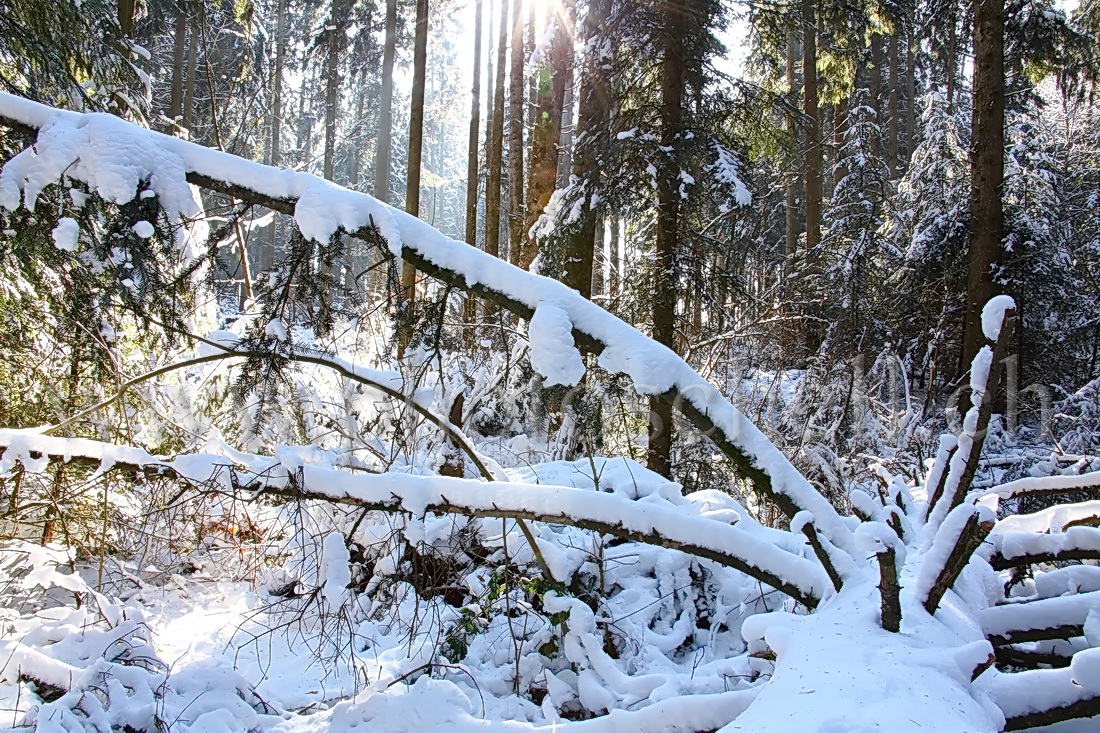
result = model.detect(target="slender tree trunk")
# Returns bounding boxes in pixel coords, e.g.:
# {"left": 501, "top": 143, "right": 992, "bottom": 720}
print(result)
{"left": 785, "top": 28, "right": 800, "bottom": 256}
{"left": 556, "top": 1, "right": 577, "bottom": 189}
{"left": 522, "top": 6, "right": 569, "bottom": 270}
{"left": 833, "top": 98, "right": 846, "bottom": 190}
{"left": 323, "top": 0, "right": 346, "bottom": 182}
{"left": 463, "top": 0, "right": 484, "bottom": 329}
{"left": 962, "top": 0, "right": 1005, "bottom": 368}
{"left": 465, "top": 0, "right": 483, "bottom": 247}
{"left": 946, "top": 16, "right": 958, "bottom": 110}
{"left": 887, "top": 32, "right": 900, "bottom": 177}
{"left": 374, "top": 0, "right": 398, "bottom": 202}
{"left": 269, "top": 0, "right": 286, "bottom": 168}
{"left": 567, "top": 0, "right": 610, "bottom": 298}
{"left": 485, "top": 0, "right": 510, "bottom": 261}
{"left": 262, "top": 0, "right": 286, "bottom": 275}
{"left": 803, "top": 0, "right": 821, "bottom": 250}
{"left": 402, "top": 0, "right": 429, "bottom": 298}
{"left": 117, "top": 0, "right": 136, "bottom": 37}
{"left": 608, "top": 216, "right": 620, "bottom": 296}
{"left": 507, "top": 1, "right": 526, "bottom": 266}
{"left": 905, "top": 21, "right": 916, "bottom": 167}
{"left": 182, "top": 19, "right": 199, "bottom": 130}
{"left": 170, "top": 12, "right": 187, "bottom": 121}
{"left": 648, "top": 0, "right": 685, "bottom": 479}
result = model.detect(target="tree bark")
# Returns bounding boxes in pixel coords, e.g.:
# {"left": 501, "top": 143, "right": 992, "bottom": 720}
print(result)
{"left": 555, "top": 2, "right": 577, "bottom": 190}
{"left": 522, "top": 8, "right": 570, "bottom": 271}
{"left": 887, "top": 32, "right": 899, "bottom": 177}
{"left": 170, "top": 12, "right": 187, "bottom": 121}
{"left": 322, "top": 0, "right": 346, "bottom": 182}
{"left": 373, "top": 0, "right": 398, "bottom": 202}
{"left": 566, "top": 0, "right": 610, "bottom": 298}
{"left": 802, "top": 0, "right": 821, "bottom": 249}
{"left": 784, "top": 27, "right": 800, "bottom": 256}
{"left": 465, "top": 0, "right": 483, "bottom": 248}
{"left": 962, "top": 0, "right": 1005, "bottom": 369}
{"left": 182, "top": 19, "right": 199, "bottom": 130}
{"left": 401, "top": 0, "right": 430, "bottom": 305}
{"left": 507, "top": 0, "right": 526, "bottom": 266}
{"left": 485, "top": 0, "right": 510, "bottom": 261}
{"left": 648, "top": 0, "right": 685, "bottom": 479}
{"left": 117, "top": 0, "right": 136, "bottom": 37}
{"left": 905, "top": 21, "right": 916, "bottom": 167}
{"left": 832, "top": 98, "right": 845, "bottom": 190}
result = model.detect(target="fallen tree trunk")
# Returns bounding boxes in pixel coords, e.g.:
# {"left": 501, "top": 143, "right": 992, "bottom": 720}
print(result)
{"left": 0, "top": 430, "right": 830, "bottom": 608}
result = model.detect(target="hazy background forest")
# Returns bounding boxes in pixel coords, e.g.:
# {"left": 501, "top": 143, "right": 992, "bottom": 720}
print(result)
{"left": 1, "top": 0, "right": 1100, "bottom": 730}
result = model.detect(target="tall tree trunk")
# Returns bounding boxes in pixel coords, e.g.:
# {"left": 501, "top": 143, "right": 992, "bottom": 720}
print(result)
{"left": 608, "top": 216, "right": 620, "bottom": 296}
{"left": 262, "top": 0, "right": 287, "bottom": 275}
{"left": 323, "top": 0, "right": 346, "bottom": 182}
{"left": 566, "top": 0, "right": 610, "bottom": 298}
{"left": 507, "top": 2, "right": 526, "bottom": 265}
{"left": 402, "top": 0, "right": 429, "bottom": 299}
{"left": 182, "top": 19, "right": 199, "bottom": 130}
{"left": 556, "top": 1, "right": 577, "bottom": 189}
{"left": 170, "top": 12, "right": 187, "bottom": 121}
{"left": 962, "top": 0, "right": 1005, "bottom": 368}
{"left": 785, "top": 27, "right": 800, "bottom": 256}
{"left": 905, "top": 20, "right": 916, "bottom": 167}
{"left": 648, "top": 0, "right": 685, "bottom": 479}
{"left": 118, "top": 0, "right": 136, "bottom": 37}
{"left": 887, "top": 32, "right": 899, "bottom": 177}
{"left": 485, "top": 0, "right": 510, "bottom": 261}
{"left": 465, "top": 0, "right": 483, "bottom": 247}
{"left": 269, "top": 0, "right": 286, "bottom": 168}
{"left": 522, "top": 6, "right": 569, "bottom": 270}
{"left": 463, "top": 0, "right": 484, "bottom": 329}
{"left": 803, "top": 0, "right": 821, "bottom": 250}
{"left": 374, "top": 0, "right": 398, "bottom": 202}
{"left": 833, "top": 98, "right": 846, "bottom": 190}
{"left": 946, "top": 16, "right": 958, "bottom": 110}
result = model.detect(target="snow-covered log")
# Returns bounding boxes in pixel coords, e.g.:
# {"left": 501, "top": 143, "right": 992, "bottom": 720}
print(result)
{"left": 0, "top": 430, "right": 830, "bottom": 608}
{"left": 981, "top": 471, "right": 1100, "bottom": 509}
{"left": 988, "top": 650, "right": 1100, "bottom": 730}
{"left": 981, "top": 592, "right": 1100, "bottom": 646}
{"left": 987, "top": 527, "right": 1100, "bottom": 571}
{"left": 0, "top": 91, "right": 855, "bottom": 588}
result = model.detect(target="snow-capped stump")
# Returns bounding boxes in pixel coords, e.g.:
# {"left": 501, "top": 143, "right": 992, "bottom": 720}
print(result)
{"left": 528, "top": 302, "right": 586, "bottom": 387}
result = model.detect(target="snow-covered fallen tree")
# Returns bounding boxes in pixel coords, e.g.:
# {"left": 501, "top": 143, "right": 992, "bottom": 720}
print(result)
{"left": 1, "top": 94, "right": 1099, "bottom": 732}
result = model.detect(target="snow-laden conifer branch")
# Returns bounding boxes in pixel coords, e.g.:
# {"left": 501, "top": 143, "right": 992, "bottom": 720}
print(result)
{"left": 0, "top": 92, "right": 856, "bottom": 586}
{"left": 980, "top": 591, "right": 1100, "bottom": 646}
{"left": 0, "top": 430, "right": 830, "bottom": 608}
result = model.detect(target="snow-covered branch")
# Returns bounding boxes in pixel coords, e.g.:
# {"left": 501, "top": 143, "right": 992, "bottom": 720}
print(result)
{"left": 0, "top": 430, "right": 831, "bottom": 608}
{"left": 986, "top": 527, "right": 1100, "bottom": 571}
{"left": 916, "top": 504, "right": 996, "bottom": 615}
{"left": 926, "top": 298, "right": 1015, "bottom": 528}
{"left": 981, "top": 591, "right": 1099, "bottom": 646}
{"left": 989, "top": 650, "right": 1100, "bottom": 730}
{"left": 0, "top": 92, "right": 856, "bottom": 580}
